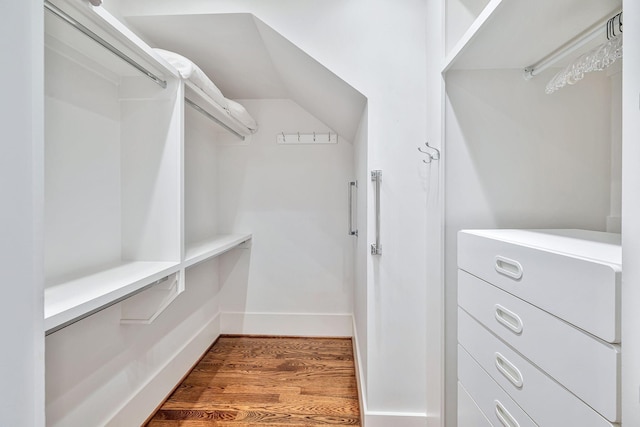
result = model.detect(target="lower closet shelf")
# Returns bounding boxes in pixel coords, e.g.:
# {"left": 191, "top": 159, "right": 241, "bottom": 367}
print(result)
{"left": 44, "top": 261, "right": 180, "bottom": 334}
{"left": 184, "top": 233, "right": 252, "bottom": 268}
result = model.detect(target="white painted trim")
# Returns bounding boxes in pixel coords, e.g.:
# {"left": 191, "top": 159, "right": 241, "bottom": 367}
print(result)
{"left": 352, "top": 318, "right": 429, "bottom": 427}
{"left": 220, "top": 312, "right": 353, "bottom": 337}
{"left": 365, "top": 411, "right": 429, "bottom": 427}
{"left": 351, "top": 316, "right": 367, "bottom": 424}
{"left": 105, "top": 312, "right": 221, "bottom": 426}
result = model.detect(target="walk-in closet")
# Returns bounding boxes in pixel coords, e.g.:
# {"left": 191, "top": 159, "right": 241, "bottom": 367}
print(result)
{"left": 4, "top": 0, "right": 640, "bottom": 426}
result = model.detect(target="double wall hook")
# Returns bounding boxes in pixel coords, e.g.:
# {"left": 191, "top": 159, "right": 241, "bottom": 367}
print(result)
{"left": 418, "top": 142, "right": 441, "bottom": 163}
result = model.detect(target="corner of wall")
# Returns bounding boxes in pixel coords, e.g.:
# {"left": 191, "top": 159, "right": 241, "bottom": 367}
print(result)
{"left": 105, "top": 312, "right": 221, "bottom": 426}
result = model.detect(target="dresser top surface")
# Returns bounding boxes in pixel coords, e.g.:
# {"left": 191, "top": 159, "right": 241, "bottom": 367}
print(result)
{"left": 459, "top": 229, "right": 621, "bottom": 266}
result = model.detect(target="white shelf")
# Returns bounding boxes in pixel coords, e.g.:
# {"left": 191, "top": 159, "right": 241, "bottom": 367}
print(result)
{"left": 45, "top": 261, "right": 180, "bottom": 334}
{"left": 184, "top": 81, "right": 252, "bottom": 139}
{"left": 46, "top": 0, "right": 178, "bottom": 83}
{"left": 184, "top": 234, "right": 253, "bottom": 268}
{"left": 443, "top": 0, "right": 621, "bottom": 73}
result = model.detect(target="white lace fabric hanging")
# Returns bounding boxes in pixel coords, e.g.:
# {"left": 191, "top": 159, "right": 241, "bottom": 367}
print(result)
{"left": 546, "top": 12, "right": 623, "bottom": 94}
{"left": 546, "top": 35, "right": 623, "bottom": 94}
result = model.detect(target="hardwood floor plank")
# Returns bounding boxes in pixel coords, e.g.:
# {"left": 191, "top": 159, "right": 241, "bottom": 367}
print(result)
{"left": 145, "top": 336, "right": 361, "bottom": 426}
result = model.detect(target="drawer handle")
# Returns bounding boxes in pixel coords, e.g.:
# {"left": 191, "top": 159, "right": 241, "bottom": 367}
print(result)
{"left": 495, "top": 352, "right": 523, "bottom": 388}
{"left": 495, "top": 256, "right": 523, "bottom": 280}
{"left": 495, "top": 400, "right": 520, "bottom": 427}
{"left": 495, "top": 304, "right": 523, "bottom": 334}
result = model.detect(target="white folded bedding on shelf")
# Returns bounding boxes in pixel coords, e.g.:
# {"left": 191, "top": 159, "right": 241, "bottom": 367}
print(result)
{"left": 227, "top": 99, "right": 258, "bottom": 132}
{"left": 154, "top": 48, "right": 228, "bottom": 111}
{"left": 153, "top": 48, "right": 258, "bottom": 134}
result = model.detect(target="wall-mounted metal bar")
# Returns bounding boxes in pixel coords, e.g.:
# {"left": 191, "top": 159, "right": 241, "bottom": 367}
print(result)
{"left": 348, "top": 181, "right": 358, "bottom": 236}
{"left": 371, "top": 170, "right": 382, "bottom": 255}
{"left": 45, "top": 275, "right": 170, "bottom": 336}
{"left": 44, "top": 0, "right": 167, "bottom": 88}
{"left": 185, "top": 98, "right": 246, "bottom": 141}
{"left": 524, "top": 10, "right": 622, "bottom": 79}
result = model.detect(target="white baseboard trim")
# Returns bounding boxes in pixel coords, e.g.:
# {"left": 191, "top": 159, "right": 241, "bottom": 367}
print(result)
{"left": 351, "top": 316, "right": 367, "bottom": 424}
{"left": 221, "top": 312, "right": 353, "bottom": 336}
{"left": 105, "top": 312, "right": 221, "bottom": 426}
{"left": 365, "top": 411, "right": 429, "bottom": 427}
{"left": 352, "top": 319, "right": 429, "bottom": 427}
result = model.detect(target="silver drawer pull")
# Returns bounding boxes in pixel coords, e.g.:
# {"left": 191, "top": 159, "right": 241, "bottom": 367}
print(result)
{"left": 495, "top": 400, "right": 520, "bottom": 427}
{"left": 495, "top": 352, "right": 523, "bottom": 388}
{"left": 495, "top": 256, "right": 523, "bottom": 280}
{"left": 495, "top": 304, "right": 524, "bottom": 334}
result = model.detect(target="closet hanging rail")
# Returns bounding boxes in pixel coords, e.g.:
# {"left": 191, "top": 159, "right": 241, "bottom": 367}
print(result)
{"left": 185, "top": 98, "right": 246, "bottom": 141}
{"left": 44, "top": 0, "right": 167, "bottom": 88}
{"left": 524, "top": 10, "right": 622, "bottom": 80}
{"left": 45, "top": 275, "right": 170, "bottom": 335}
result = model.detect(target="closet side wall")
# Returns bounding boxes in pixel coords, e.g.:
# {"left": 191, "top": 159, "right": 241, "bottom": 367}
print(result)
{"left": 621, "top": 0, "right": 640, "bottom": 425}
{"left": 217, "top": 99, "right": 354, "bottom": 335}
{"left": 444, "top": 69, "right": 613, "bottom": 425}
{"left": 353, "top": 106, "right": 369, "bottom": 396}
{"left": 425, "top": 0, "right": 446, "bottom": 424}
{"left": 0, "top": 1, "right": 45, "bottom": 425}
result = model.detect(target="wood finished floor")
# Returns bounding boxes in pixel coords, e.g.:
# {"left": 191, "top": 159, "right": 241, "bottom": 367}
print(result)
{"left": 145, "top": 336, "right": 361, "bottom": 426}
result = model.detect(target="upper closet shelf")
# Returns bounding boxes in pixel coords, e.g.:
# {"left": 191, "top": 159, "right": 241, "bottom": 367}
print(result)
{"left": 45, "top": 261, "right": 180, "bottom": 334}
{"left": 184, "top": 81, "right": 254, "bottom": 140}
{"left": 45, "top": 0, "right": 178, "bottom": 86}
{"left": 153, "top": 48, "right": 258, "bottom": 140}
{"left": 184, "top": 233, "right": 253, "bottom": 269}
{"left": 442, "top": 0, "right": 621, "bottom": 73}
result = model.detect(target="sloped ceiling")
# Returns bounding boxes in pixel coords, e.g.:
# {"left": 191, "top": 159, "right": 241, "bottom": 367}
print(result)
{"left": 126, "top": 13, "right": 366, "bottom": 141}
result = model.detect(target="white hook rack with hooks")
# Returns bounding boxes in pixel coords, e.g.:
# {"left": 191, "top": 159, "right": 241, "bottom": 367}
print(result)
{"left": 277, "top": 132, "right": 338, "bottom": 145}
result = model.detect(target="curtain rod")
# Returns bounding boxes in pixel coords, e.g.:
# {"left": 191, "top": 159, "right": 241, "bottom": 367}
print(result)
{"left": 524, "top": 10, "right": 622, "bottom": 80}
{"left": 185, "top": 98, "right": 246, "bottom": 141}
{"left": 44, "top": 0, "right": 167, "bottom": 88}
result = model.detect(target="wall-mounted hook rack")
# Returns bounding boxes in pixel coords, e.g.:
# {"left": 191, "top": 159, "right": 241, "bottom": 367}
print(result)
{"left": 418, "top": 142, "right": 441, "bottom": 163}
{"left": 277, "top": 132, "right": 338, "bottom": 144}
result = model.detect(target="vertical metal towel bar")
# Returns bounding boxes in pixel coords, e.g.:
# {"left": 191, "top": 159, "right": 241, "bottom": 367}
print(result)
{"left": 371, "top": 170, "right": 382, "bottom": 255}
{"left": 348, "top": 181, "right": 358, "bottom": 236}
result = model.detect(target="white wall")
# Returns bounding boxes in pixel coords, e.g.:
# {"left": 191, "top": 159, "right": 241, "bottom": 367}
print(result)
{"left": 444, "top": 0, "right": 489, "bottom": 53}
{"left": 353, "top": 106, "right": 370, "bottom": 396}
{"left": 425, "top": 0, "right": 445, "bottom": 425}
{"left": 0, "top": 0, "right": 45, "bottom": 425}
{"left": 184, "top": 105, "right": 220, "bottom": 247}
{"left": 44, "top": 46, "right": 122, "bottom": 282}
{"left": 45, "top": 258, "right": 222, "bottom": 426}
{"left": 118, "top": 0, "right": 430, "bottom": 419}
{"left": 621, "top": 1, "right": 640, "bottom": 425}
{"left": 444, "top": 68, "right": 613, "bottom": 425}
{"left": 217, "top": 99, "right": 355, "bottom": 335}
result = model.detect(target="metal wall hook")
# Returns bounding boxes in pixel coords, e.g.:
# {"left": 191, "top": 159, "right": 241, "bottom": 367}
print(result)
{"left": 418, "top": 142, "right": 440, "bottom": 162}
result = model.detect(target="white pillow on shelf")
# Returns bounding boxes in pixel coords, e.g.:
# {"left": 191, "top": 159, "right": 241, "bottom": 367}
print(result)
{"left": 153, "top": 48, "right": 228, "bottom": 111}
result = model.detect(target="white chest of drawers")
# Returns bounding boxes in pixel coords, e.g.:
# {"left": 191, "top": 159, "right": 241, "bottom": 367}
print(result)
{"left": 457, "top": 229, "right": 621, "bottom": 426}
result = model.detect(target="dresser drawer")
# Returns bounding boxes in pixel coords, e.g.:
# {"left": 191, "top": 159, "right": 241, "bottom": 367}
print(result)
{"left": 458, "top": 381, "right": 492, "bottom": 427}
{"left": 458, "top": 308, "right": 616, "bottom": 427}
{"left": 459, "top": 345, "right": 537, "bottom": 427}
{"left": 459, "top": 269, "right": 620, "bottom": 421}
{"left": 458, "top": 229, "right": 621, "bottom": 342}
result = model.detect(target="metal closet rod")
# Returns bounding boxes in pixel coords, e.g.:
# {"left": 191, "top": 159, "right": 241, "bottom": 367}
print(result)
{"left": 44, "top": 0, "right": 167, "bottom": 88}
{"left": 185, "top": 98, "right": 246, "bottom": 141}
{"left": 524, "top": 9, "right": 622, "bottom": 80}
